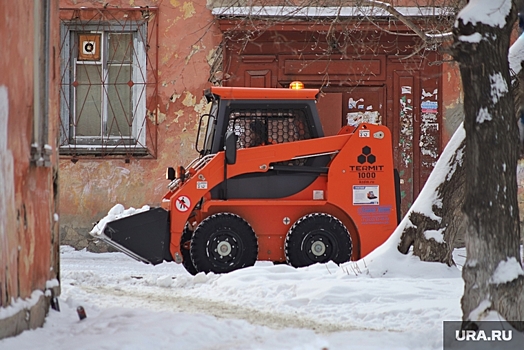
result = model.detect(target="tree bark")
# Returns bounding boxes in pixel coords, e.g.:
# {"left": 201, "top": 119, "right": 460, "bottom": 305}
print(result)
{"left": 398, "top": 134, "right": 465, "bottom": 266}
{"left": 452, "top": 0, "right": 524, "bottom": 327}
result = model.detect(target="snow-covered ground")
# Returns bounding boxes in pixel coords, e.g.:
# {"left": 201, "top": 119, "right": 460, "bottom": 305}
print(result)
{"left": 0, "top": 244, "right": 467, "bottom": 350}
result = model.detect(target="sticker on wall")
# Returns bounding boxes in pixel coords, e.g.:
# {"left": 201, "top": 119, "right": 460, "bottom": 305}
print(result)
{"left": 353, "top": 185, "right": 379, "bottom": 205}
{"left": 348, "top": 97, "right": 364, "bottom": 109}
{"left": 401, "top": 86, "right": 412, "bottom": 94}
{"left": 347, "top": 111, "right": 381, "bottom": 127}
{"left": 422, "top": 89, "right": 433, "bottom": 98}
{"left": 175, "top": 195, "right": 191, "bottom": 212}
{"left": 421, "top": 101, "right": 438, "bottom": 114}
{"left": 420, "top": 90, "right": 440, "bottom": 167}
{"left": 399, "top": 94, "right": 414, "bottom": 168}
{"left": 78, "top": 33, "right": 101, "bottom": 61}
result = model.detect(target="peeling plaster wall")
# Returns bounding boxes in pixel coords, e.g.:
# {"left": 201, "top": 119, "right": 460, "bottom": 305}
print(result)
{"left": 0, "top": 0, "right": 60, "bottom": 339}
{"left": 59, "top": 0, "right": 223, "bottom": 250}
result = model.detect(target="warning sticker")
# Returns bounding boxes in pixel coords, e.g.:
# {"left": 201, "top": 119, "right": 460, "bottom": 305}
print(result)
{"left": 353, "top": 185, "right": 379, "bottom": 205}
{"left": 175, "top": 195, "right": 191, "bottom": 212}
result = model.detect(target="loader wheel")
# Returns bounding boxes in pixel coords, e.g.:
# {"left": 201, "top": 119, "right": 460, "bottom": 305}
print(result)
{"left": 190, "top": 213, "right": 258, "bottom": 274}
{"left": 285, "top": 213, "right": 352, "bottom": 268}
{"left": 181, "top": 225, "right": 198, "bottom": 276}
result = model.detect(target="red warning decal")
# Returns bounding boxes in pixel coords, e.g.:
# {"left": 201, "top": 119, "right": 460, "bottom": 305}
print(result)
{"left": 175, "top": 195, "right": 191, "bottom": 212}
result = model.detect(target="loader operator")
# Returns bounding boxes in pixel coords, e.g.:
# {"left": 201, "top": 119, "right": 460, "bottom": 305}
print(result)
{"left": 248, "top": 120, "right": 274, "bottom": 147}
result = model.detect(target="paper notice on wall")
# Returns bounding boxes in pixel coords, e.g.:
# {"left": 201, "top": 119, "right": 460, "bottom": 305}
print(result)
{"left": 347, "top": 111, "right": 381, "bottom": 126}
{"left": 421, "top": 101, "right": 438, "bottom": 114}
{"left": 348, "top": 97, "right": 364, "bottom": 109}
{"left": 353, "top": 185, "right": 379, "bottom": 205}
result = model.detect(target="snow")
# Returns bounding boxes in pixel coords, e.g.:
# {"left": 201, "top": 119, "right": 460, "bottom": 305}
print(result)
{"left": 490, "top": 257, "right": 524, "bottom": 284}
{"left": 423, "top": 228, "right": 446, "bottom": 243}
{"left": 477, "top": 107, "right": 492, "bottom": 123}
{"left": 455, "top": 0, "right": 511, "bottom": 29}
{"left": 489, "top": 72, "right": 508, "bottom": 104}
{"left": 458, "top": 33, "right": 483, "bottom": 43}
{"left": 0, "top": 246, "right": 466, "bottom": 350}
{"left": 467, "top": 299, "right": 492, "bottom": 321}
{"left": 212, "top": 6, "right": 452, "bottom": 18}
{"left": 0, "top": 291, "right": 45, "bottom": 320}
{"left": 509, "top": 34, "right": 524, "bottom": 74}
{"left": 90, "top": 204, "right": 150, "bottom": 236}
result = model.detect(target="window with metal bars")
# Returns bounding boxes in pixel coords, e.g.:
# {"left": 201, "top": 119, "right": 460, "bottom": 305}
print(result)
{"left": 59, "top": 16, "right": 151, "bottom": 156}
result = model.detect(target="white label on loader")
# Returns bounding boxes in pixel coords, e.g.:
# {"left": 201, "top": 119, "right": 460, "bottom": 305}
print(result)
{"left": 359, "top": 130, "right": 370, "bottom": 138}
{"left": 353, "top": 185, "right": 379, "bottom": 205}
{"left": 197, "top": 181, "right": 208, "bottom": 190}
{"left": 175, "top": 195, "right": 191, "bottom": 212}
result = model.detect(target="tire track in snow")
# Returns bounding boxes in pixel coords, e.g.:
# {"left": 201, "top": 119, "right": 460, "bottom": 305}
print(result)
{"left": 77, "top": 284, "right": 367, "bottom": 334}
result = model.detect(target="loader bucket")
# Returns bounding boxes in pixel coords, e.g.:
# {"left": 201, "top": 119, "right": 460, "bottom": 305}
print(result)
{"left": 101, "top": 207, "right": 172, "bottom": 265}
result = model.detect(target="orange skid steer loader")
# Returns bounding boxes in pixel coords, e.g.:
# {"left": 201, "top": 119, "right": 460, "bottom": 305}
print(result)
{"left": 99, "top": 86, "right": 401, "bottom": 275}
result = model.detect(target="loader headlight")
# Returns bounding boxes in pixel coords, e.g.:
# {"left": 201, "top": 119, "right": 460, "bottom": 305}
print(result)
{"left": 166, "top": 167, "right": 175, "bottom": 181}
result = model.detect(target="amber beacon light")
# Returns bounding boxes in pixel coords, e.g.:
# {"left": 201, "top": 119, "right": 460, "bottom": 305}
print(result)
{"left": 289, "top": 81, "right": 304, "bottom": 89}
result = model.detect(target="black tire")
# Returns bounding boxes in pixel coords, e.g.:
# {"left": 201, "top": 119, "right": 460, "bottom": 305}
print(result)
{"left": 190, "top": 213, "right": 258, "bottom": 274}
{"left": 285, "top": 213, "right": 352, "bottom": 268}
{"left": 180, "top": 225, "right": 198, "bottom": 275}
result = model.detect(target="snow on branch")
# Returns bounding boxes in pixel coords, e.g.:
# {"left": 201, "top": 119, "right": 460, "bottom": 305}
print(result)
{"left": 455, "top": 0, "right": 512, "bottom": 29}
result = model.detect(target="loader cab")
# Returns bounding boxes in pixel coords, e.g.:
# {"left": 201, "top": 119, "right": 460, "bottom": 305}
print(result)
{"left": 200, "top": 87, "right": 324, "bottom": 155}
{"left": 199, "top": 87, "right": 331, "bottom": 200}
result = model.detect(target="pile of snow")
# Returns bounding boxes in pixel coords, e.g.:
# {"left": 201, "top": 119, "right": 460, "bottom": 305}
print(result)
{"left": 350, "top": 230, "right": 461, "bottom": 279}
{"left": 90, "top": 204, "right": 150, "bottom": 236}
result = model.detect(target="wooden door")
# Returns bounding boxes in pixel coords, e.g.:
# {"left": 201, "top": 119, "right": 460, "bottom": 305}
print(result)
{"left": 389, "top": 70, "right": 421, "bottom": 216}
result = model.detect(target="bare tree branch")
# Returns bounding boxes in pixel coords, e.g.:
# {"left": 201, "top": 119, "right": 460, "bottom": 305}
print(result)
{"left": 355, "top": 0, "right": 453, "bottom": 43}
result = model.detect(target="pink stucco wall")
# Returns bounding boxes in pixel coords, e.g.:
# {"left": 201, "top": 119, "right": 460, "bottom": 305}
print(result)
{"left": 58, "top": 0, "right": 223, "bottom": 248}
{"left": 1, "top": 0, "right": 60, "bottom": 338}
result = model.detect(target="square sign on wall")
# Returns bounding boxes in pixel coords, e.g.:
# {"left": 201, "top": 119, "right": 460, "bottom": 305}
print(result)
{"left": 78, "top": 33, "right": 101, "bottom": 61}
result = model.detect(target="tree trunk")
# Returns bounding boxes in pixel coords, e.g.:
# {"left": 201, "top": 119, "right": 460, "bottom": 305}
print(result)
{"left": 398, "top": 132, "right": 465, "bottom": 266}
{"left": 453, "top": 0, "right": 524, "bottom": 327}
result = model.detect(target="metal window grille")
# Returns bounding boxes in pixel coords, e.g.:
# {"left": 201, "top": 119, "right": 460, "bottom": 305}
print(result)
{"left": 59, "top": 7, "right": 158, "bottom": 159}
{"left": 227, "top": 108, "right": 312, "bottom": 165}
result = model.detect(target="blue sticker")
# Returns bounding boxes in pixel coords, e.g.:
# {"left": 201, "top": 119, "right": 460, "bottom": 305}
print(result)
{"left": 358, "top": 205, "right": 392, "bottom": 225}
